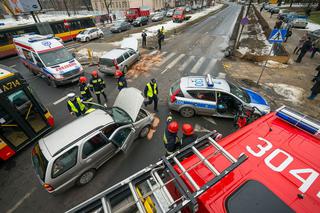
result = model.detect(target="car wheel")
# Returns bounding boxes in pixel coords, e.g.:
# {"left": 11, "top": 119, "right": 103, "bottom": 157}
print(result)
{"left": 77, "top": 169, "right": 96, "bottom": 186}
{"left": 139, "top": 125, "right": 150, "bottom": 138}
{"left": 86, "top": 37, "right": 90, "bottom": 42}
{"left": 180, "top": 107, "right": 195, "bottom": 118}
{"left": 123, "top": 65, "right": 128, "bottom": 74}
{"left": 47, "top": 77, "right": 57, "bottom": 88}
{"left": 140, "top": 23, "right": 142, "bottom": 27}
{"left": 99, "top": 34, "right": 104, "bottom": 38}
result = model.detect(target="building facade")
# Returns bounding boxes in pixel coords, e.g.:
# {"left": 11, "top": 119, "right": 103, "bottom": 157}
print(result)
{"left": 91, "top": 0, "right": 165, "bottom": 12}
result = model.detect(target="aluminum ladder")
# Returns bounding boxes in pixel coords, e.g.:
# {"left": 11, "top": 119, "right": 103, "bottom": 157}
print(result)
{"left": 66, "top": 131, "right": 248, "bottom": 213}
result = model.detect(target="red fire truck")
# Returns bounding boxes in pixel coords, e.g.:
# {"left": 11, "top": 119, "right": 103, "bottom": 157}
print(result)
{"left": 67, "top": 106, "right": 320, "bottom": 213}
{"left": 126, "top": 8, "right": 150, "bottom": 22}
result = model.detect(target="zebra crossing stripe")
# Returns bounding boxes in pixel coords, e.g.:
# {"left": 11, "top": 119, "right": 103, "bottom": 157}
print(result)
{"left": 190, "top": 56, "right": 206, "bottom": 73}
{"left": 157, "top": 52, "right": 176, "bottom": 66}
{"left": 178, "top": 55, "right": 195, "bottom": 71}
{"left": 166, "top": 54, "right": 185, "bottom": 69}
{"left": 203, "top": 59, "right": 217, "bottom": 75}
{"left": 148, "top": 50, "right": 158, "bottom": 55}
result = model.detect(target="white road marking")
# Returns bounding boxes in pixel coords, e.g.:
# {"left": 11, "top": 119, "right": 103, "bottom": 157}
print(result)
{"left": 9, "top": 64, "right": 16, "bottom": 68}
{"left": 157, "top": 52, "right": 176, "bottom": 66}
{"left": 166, "top": 54, "right": 185, "bottom": 69}
{"left": 190, "top": 56, "right": 206, "bottom": 74}
{"left": 159, "top": 51, "right": 167, "bottom": 57}
{"left": 203, "top": 59, "right": 217, "bottom": 75}
{"left": 161, "top": 67, "right": 169, "bottom": 74}
{"left": 202, "top": 116, "right": 217, "bottom": 125}
{"left": 178, "top": 55, "right": 195, "bottom": 71}
{"left": 148, "top": 50, "right": 158, "bottom": 55}
{"left": 7, "top": 187, "right": 36, "bottom": 213}
{"left": 53, "top": 95, "right": 68, "bottom": 105}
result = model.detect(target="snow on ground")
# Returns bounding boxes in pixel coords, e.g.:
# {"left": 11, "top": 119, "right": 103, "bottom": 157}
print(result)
{"left": 238, "top": 46, "right": 250, "bottom": 55}
{"left": 257, "top": 60, "right": 288, "bottom": 69}
{"left": 129, "top": 4, "right": 223, "bottom": 39}
{"left": 266, "top": 83, "right": 304, "bottom": 104}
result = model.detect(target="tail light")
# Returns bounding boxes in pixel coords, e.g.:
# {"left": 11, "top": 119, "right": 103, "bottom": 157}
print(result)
{"left": 43, "top": 183, "right": 54, "bottom": 192}
{"left": 170, "top": 89, "right": 181, "bottom": 103}
{"left": 44, "top": 112, "right": 54, "bottom": 127}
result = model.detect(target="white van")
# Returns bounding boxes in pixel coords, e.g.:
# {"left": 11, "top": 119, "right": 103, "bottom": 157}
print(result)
{"left": 14, "top": 34, "right": 83, "bottom": 87}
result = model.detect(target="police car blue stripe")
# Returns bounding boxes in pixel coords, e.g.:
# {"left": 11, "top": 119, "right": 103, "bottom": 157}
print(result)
{"left": 175, "top": 100, "right": 216, "bottom": 109}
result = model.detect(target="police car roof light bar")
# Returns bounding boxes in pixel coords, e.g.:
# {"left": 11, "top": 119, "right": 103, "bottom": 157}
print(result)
{"left": 276, "top": 106, "right": 320, "bottom": 139}
{"left": 206, "top": 74, "right": 214, "bottom": 87}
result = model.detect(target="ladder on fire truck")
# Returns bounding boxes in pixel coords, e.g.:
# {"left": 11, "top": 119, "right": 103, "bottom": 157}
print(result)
{"left": 67, "top": 131, "right": 248, "bottom": 213}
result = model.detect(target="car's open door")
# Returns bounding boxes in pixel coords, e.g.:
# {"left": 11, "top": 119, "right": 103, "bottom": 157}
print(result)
{"left": 109, "top": 124, "right": 136, "bottom": 152}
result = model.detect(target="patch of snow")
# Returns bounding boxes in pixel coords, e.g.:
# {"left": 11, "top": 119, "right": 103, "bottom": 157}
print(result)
{"left": 266, "top": 83, "right": 304, "bottom": 104}
{"left": 257, "top": 60, "right": 288, "bottom": 69}
{"left": 238, "top": 46, "right": 250, "bottom": 55}
{"left": 306, "top": 22, "right": 320, "bottom": 31}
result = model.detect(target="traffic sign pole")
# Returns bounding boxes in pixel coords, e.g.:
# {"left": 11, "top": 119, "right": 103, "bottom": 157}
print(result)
{"left": 257, "top": 43, "right": 274, "bottom": 85}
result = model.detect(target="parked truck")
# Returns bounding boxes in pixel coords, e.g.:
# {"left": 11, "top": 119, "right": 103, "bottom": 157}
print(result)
{"left": 126, "top": 8, "right": 150, "bottom": 22}
{"left": 172, "top": 7, "right": 191, "bottom": 23}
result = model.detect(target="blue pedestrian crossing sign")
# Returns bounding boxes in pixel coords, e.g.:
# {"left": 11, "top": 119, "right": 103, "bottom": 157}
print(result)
{"left": 268, "top": 29, "right": 287, "bottom": 43}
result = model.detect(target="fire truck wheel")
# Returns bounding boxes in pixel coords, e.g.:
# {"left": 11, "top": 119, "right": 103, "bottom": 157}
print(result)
{"left": 139, "top": 125, "right": 150, "bottom": 138}
{"left": 77, "top": 169, "right": 96, "bottom": 186}
{"left": 180, "top": 107, "right": 195, "bottom": 118}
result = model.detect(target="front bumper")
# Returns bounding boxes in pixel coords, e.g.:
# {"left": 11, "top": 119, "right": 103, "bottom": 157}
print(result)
{"left": 54, "top": 69, "right": 84, "bottom": 85}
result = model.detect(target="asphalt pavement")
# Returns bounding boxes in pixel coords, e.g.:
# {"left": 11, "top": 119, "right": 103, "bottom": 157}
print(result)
{"left": 0, "top": 3, "right": 241, "bottom": 213}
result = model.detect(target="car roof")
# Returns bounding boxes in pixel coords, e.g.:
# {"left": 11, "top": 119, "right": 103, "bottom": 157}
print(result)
{"left": 180, "top": 76, "right": 230, "bottom": 92}
{"left": 40, "top": 109, "right": 113, "bottom": 157}
{"left": 100, "top": 48, "right": 128, "bottom": 59}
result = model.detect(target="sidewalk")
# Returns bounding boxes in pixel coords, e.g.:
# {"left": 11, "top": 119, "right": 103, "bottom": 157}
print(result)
{"left": 224, "top": 4, "right": 320, "bottom": 117}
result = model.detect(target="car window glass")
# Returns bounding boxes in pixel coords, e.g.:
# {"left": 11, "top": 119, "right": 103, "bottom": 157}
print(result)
{"left": 123, "top": 52, "right": 130, "bottom": 59}
{"left": 128, "top": 49, "right": 136, "bottom": 56}
{"left": 117, "top": 56, "right": 124, "bottom": 64}
{"left": 52, "top": 147, "right": 78, "bottom": 178}
{"left": 82, "top": 134, "right": 109, "bottom": 159}
{"left": 101, "top": 123, "right": 120, "bottom": 138}
{"left": 111, "top": 127, "right": 132, "bottom": 147}
{"left": 188, "top": 90, "right": 216, "bottom": 101}
{"left": 32, "top": 53, "right": 42, "bottom": 65}
{"left": 23, "top": 49, "right": 33, "bottom": 62}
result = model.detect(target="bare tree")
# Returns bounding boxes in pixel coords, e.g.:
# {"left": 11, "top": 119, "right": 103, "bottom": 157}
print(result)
{"left": 103, "top": 0, "right": 113, "bottom": 15}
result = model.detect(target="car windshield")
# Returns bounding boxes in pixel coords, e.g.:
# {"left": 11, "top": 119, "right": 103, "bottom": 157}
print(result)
{"left": 174, "top": 10, "right": 183, "bottom": 15}
{"left": 32, "top": 143, "right": 48, "bottom": 181}
{"left": 39, "top": 48, "right": 74, "bottom": 67}
{"left": 79, "top": 30, "right": 88, "bottom": 34}
{"left": 136, "top": 17, "right": 142, "bottom": 21}
{"left": 110, "top": 107, "right": 132, "bottom": 124}
{"left": 127, "top": 10, "right": 135, "bottom": 15}
{"left": 99, "top": 58, "right": 114, "bottom": 67}
{"left": 228, "top": 82, "right": 250, "bottom": 103}
{"left": 114, "top": 21, "right": 123, "bottom": 26}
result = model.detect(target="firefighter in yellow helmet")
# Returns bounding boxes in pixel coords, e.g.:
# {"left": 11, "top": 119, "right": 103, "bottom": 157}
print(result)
{"left": 67, "top": 92, "right": 86, "bottom": 117}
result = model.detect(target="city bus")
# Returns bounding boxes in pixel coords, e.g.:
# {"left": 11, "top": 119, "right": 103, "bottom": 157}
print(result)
{"left": 0, "top": 65, "right": 54, "bottom": 161}
{"left": 0, "top": 16, "right": 96, "bottom": 58}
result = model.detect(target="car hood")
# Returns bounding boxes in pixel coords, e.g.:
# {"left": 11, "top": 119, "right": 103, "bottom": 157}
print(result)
{"left": 121, "top": 37, "right": 138, "bottom": 51}
{"left": 113, "top": 87, "right": 144, "bottom": 121}
{"left": 243, "top": 88, "right": 269, "bottom": 106}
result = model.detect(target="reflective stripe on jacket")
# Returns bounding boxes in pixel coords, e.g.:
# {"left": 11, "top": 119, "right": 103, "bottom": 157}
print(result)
{"left": 90, "top": 77, "right": 105, "bottom": 93}
{"left": 80, "top": 83, "right": 93, "bottom": 101}
{"left": 67, "top": 97, "right": 85, "bottom": 113}
{"left": 146, "top": 83, "right": 157, "bottom": 97}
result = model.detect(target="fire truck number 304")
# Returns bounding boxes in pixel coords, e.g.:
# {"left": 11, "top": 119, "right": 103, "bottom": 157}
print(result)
{"left": 246, "top": 137, "right": 320, "bottom": 199}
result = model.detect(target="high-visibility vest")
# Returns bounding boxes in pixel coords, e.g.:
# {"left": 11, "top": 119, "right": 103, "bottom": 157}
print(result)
{"left": 146, "top": 83, "right": 157, "bottom": 97}
{"left": 85, "top": 108, "right": 96, "bottom": 114}
{"left": 67, "top": 97, "right": 85, "bottom": 113}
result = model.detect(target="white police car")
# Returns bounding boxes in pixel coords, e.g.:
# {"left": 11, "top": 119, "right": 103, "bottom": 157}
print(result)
{"left": 168, "top": 74, "right": 270, "bottom": 118}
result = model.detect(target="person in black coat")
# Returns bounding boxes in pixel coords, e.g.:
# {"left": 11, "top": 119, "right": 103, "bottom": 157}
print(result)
{"left": 141, "top": 30, "right": 147, "bottom": 48}
{"left": 157, "top": 29, "right": 163, "bottom": 51}
{"left": 308, "top": 75, "right": 320, "bottom": 100}
{"left": 296, "top": 37, "right": 312, "bottom": 63}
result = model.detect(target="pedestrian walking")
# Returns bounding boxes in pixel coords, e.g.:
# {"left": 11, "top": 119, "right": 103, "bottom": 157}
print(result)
{"left": 141, "top": 30, "right": 147, "bottom": 48}
{"left": 274, "top": 20, "right": 283, "bottom": 29}
{"left": 295, "top": 37, "right": 312, "bottom": 63}
{"left": 67, "top": 92, "right": 86, "bottom": 117}
{"left": 144, "top": 78, "right": 158, "bottom": 112}
{"left": 312, "top": 65, "right": 320, "bottom": 82}
{"left": 115, "top": 70, "right": 127, "bottom": 91}
{"left": 308, "top": 76, "right": 320, "bottom": 100}
{"left": 311, "top": 38, "right": 320, "bottom": 59}
{"left": 163, "top": 113, "right": 180, "bottom": 156}
{"left": 160, "top": 26, "right": 165, "bottom": 41}
{"left": 181, "top": 123, "right": 198, "bottom": 148}
{"left": 89, "top": 70, "right": 108, "bottom": 105}
{"left": 293, "top": 33, "right": 308, "bottom": 54}
{"left": 157, "top": 29, "right": 163, "bottom": 51}
{"left": 79, "top": 76, "right": 93, "bottom": 104}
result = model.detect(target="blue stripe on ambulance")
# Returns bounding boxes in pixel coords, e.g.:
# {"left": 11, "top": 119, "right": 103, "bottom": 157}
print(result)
{"left": 175, "top": 100, "right": 216, "bottom": 109}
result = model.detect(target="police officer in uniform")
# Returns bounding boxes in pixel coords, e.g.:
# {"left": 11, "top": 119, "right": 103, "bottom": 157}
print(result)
{"left": 144, "top": 78, "right": 158, "bottom": 112}
{"left": 89, "top": 70, "right": 107, "bottom": 105}
{"left": 67, "top": 92, "right": 86, "bottom": 117}
{"left": 163, "top": 113, "right": 180, "bottom": 155}
{"left": 115, "top": 70, "right": 127, "bottom": 91}
{"left": 79, "top": 76, "right": 93, "bottom": 102}
{"left": 181, "top": 123, "right": 198, "bottom": 148}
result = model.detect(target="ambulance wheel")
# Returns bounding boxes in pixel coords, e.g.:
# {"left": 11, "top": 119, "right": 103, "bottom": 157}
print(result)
{"left": 180, "top": 107, "right": 195, "bottom": 118}
{"left": 77, "top": 169, "right": 96, "bottom": 186}
{"left": 86, "top": 37, "right": 90, "bottom": 42}
{"left": 139, "top": 125, "right": 150, "bottom": 138}
{"left": 47, "top": 78, "right": 57, "bottom": 88}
